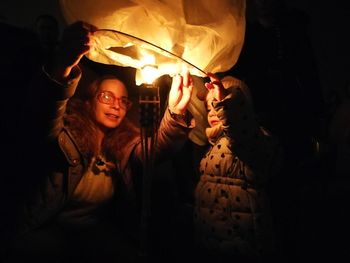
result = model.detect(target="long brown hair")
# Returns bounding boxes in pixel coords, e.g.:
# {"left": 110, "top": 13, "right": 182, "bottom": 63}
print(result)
{"left": 64, "top": 75, "right": 139, "bottom": 162}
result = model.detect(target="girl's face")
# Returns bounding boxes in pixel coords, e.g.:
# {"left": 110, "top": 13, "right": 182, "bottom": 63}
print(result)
{"left": 206, "top": 94, "right": 221, "bottom": 128}
{"left": 92, "top": 79, "right": 131, "bottom": 131}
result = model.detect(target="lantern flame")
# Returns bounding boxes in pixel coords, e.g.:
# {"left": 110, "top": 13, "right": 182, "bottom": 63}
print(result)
{"left": 137, "top": 53, "right": 160, "bottom": 85}
{"left": 140, "top": 65, "right": 159, "bottom": 85}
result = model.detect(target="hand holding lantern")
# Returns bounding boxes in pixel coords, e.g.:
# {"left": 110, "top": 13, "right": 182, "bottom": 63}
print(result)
{"left": 168, "top": 70, "right": 193, "bottom": 115}
{"left": 205, "top": 72, "right": 229, "bottom": 102}
{"left": 49, "top": 21, "right": 97, "bottom": 81}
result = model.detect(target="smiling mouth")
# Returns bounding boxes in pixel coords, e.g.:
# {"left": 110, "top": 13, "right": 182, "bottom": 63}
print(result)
{"left": 105, "top": 113, "right": 119, "bottom": 119}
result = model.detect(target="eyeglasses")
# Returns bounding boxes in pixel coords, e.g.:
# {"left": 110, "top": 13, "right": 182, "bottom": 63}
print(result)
{"left": 97, "top": 91, "right": 131, "bottom": 109}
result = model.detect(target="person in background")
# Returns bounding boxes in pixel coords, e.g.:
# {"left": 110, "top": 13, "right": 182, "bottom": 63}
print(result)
{"left": 191, "top": 73, "right": 281, "bottom": 263}
{"left": 4, "top": 20, "right": 194, "bottom": 263}
{"left": 33, "top": 14, "right": 60, "bottom": 61}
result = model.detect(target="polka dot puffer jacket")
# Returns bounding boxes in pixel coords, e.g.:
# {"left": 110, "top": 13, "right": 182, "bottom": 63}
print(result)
{"left": 194, "top": 82, "right": 280, "bottom": 258}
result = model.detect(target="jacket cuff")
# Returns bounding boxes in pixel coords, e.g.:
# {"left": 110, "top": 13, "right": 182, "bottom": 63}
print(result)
{"left": 165, "top": 107, "right": 195, "bottom": 128}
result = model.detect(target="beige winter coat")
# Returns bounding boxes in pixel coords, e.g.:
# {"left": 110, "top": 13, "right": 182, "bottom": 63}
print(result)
{"left": 194, "top": 80, "right": 280, "bottom": 258}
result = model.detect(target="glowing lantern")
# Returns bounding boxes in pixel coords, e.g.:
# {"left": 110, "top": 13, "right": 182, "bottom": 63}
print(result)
{"left": 59, "top": 0, "right": 246, "bottom": 85}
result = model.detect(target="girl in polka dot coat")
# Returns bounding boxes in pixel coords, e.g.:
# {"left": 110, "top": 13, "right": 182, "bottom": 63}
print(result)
{"left": 193, "top": 73, "right": 281, "bottom": 261}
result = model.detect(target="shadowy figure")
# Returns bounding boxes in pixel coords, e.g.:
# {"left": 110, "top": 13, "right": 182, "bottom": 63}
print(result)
{"left": 228, "top": 0, "right": 327, "bottom": 261}
{"left": 33, "top": 14, "right": 60, "bottom": 63}
{"left": 0, "top": 15, "right": 59, "bottom": 132}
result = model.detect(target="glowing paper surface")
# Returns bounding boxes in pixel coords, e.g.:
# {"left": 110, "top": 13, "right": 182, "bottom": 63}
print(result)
{"left": 60, "top": 0, "right": 245, "bottom": 83}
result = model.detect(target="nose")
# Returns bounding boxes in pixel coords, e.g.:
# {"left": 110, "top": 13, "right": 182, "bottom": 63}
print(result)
{"left": 208, "top": 108, "right": 215, "bottom": 117}
{"left": 110, "top": 99, "right": 121, "bottom": 109}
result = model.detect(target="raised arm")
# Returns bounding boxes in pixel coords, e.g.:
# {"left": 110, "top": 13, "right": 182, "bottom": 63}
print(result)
{"left": 47, "top": 21, "right": 97, "bottom": 82}
{"left": 206, "top": 73, "right": 281, "bottom": 176}
{"left": 30, "top": 21, "right": 97, "bottom": 138}
{"left": 133, "top": 70, "right": 195, "bottom": 162}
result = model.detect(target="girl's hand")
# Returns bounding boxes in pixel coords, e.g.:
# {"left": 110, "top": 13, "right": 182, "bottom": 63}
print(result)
{"left": 205, "top": 72, "right": 229, "bottom": 101}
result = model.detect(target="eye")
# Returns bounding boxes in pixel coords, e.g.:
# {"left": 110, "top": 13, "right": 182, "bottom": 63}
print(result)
{"left": 103, "top": 93, "right": 112, "bottom": 101}
{"left": 99, "top": 91, "right": 115, "bottom": 104}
